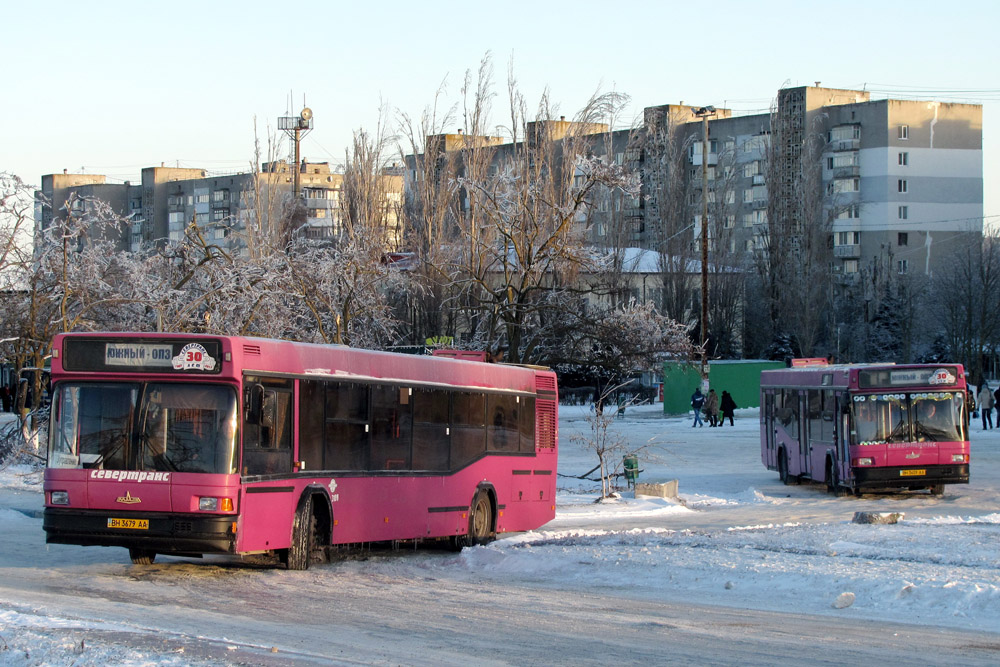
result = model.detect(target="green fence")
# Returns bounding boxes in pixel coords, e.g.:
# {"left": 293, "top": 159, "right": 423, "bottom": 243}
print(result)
{"left": 662, "top": 360, "right": 784, "bottom": 416}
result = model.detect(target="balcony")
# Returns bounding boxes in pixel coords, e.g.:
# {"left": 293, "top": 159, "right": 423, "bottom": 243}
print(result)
{"left": 832, "top": 165, "right": 860, "bottom": 179}
{"left": 834, "top": 244, "right": 861, "bottom": 258}
{"left": 832, "top": 139, "right": 860, "bottom": 152}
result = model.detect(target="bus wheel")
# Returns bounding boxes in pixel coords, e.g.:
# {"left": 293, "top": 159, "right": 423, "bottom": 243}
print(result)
{"left": 929, "top": 484, "right": 945, "bottom": 496}
{"left": 468, "top": 491, "right": 495, "bottom": 547}
{"left": 128, "top": 548, "right": 155, "bottom": 565}
{"left": 285, "top": 496, "right": 316, "bottom": 571}
{"left": 826, "top": 461, "right": 849, "bottom": 497}
{"left": 778, "top": 450, "right": 795, "bottom": 485}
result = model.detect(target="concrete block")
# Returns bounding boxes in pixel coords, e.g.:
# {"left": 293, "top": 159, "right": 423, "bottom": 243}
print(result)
{"left": 635, "top": 480, "right": 679, "bottom": 499}
{"left": 852, "top": 511, "right": 904, "bottom": 524}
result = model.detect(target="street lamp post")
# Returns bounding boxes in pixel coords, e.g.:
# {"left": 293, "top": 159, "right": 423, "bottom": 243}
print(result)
{"left": 693, "top": 105, "right": 716, "bottom": 380}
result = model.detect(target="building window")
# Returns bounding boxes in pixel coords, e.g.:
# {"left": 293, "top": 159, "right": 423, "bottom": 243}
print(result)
{"left": 898, "top": 152, "right": 908, "bottom": 166}
{"left": 899, "top": 125, "right": 909, "bottom": 140}
{"left": 723, "top": 215, "right": 734, "bottom": 229}
{"left": 743, "top": 189, "right": 753, "bottom": 203}
{"left": 898, "top": 179, "right": 908, "bottom": 193}
{"left": 844, "top": 260, "right": 859, "bottom": 274}
{"left": 196, "top": 193, "right": 209, "bottom": 204}
{"left": 898, "top": 205, "right": 908, "bottom": 219}
{"left": 837, "top": 231, "right": 860, "bottom": 246}
{"left": 743, "top": 213, "right": 754, "bottom": 228}
{"left": 898, "top": 232, "right": 908, "bottom": 246}
{"left": 212, "top": 189, "right": 229, "bottom": 203}
{"left": 898, "top": 259, "right": 909, "bottom": 274}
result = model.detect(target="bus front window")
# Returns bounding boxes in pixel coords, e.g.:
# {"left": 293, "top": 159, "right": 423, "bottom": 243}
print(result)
{"left": 852, "top": 394, "right": 910, "bottom": 444}
{"left": 48, "top": 382, "right": 237, "bottom": 474}
{"left": 912, "top": 393, "right": 963, "bottom": 443}
{"left": 48, "top": 383, "right": 138, "bottom": 469}
{"left": 138, "top": 384, "right": 238, "bottom": 474}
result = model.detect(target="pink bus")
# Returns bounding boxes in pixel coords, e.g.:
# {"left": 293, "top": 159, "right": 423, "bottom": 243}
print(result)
{"left": 760, "top": 362, "right": 969, "bottom": 495}
{"left": 43, "top": 333, "right": 558, "bottom": 568}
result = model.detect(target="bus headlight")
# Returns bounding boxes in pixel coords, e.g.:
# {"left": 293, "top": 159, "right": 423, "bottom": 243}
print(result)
{"left": 50, "top": 491, "right": 69, "bottom": 505}
{"left": 198, "top": 497, "right": 234, "bottom": 512}
{"left": 952, "top": 454, "right": 968, "bottom": 463}
{"left": 853, "top": 457, "right": 874, "bottom": 466}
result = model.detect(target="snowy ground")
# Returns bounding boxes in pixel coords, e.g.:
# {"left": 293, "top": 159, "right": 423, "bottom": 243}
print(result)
{"left": 2, "top": 403, "right": 1000, "bottom": 664}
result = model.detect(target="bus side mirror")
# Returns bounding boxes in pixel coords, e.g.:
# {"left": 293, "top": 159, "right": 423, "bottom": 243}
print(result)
{"left": 245, "top": 384, "right": 264, "bottom": 424}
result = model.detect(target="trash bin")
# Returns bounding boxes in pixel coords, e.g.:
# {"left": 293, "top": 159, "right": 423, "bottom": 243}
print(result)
{"left": 623, "top": 455, "right": 639, "bottom": 488}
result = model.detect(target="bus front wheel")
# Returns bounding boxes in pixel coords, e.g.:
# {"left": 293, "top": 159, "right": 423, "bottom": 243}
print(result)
{"left": 129, "top": 548, "right": 155, "bottom": 565}
{"left": 929, "top": 484, "right": 945, "bottom": 496}
{"left": 285, "top": 496, "right": 316, "bottom": 570}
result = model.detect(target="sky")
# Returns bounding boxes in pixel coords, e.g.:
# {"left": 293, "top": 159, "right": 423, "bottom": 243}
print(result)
{"left": 2, "top": 0, "right": 998, "bottom": 226}
{"left": 2, "top": 403, "right": 1000, "bottom": 663}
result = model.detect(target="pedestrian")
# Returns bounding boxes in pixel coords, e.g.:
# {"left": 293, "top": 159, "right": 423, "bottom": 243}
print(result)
{"left": 690, "top": 387, "right": 705, "bottom": 427}
{"left": 994, "top": 384, "right": 1000, "bottom": 427}
{"left": 705, "top": 389, "right": 720, "bottom": 427}
{"left": 720, "top": 390, "right": 737, "bottom": 426}
{"left": 978, "top": 383, "right": 994, "bottom": 430}
{"left": 968, "top": 389, "right": 977, "bottom": 420}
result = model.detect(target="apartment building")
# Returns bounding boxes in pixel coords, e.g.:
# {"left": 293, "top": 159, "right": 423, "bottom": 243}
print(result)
{"left": 37, "top": 161, "right": 404, "bottom": 253}
{"left": 405, "top": 86, "right": 982, "bottom": 283}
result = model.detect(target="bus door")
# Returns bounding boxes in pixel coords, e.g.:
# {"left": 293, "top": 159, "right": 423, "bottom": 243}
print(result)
{"left": 797, "top": 391, "right": 810, "bottom": 477}
{"left": 762, "top": 391, "right": 776, "bottom": 468}
{"left": 835, "top": 392, "right": 850, "bottom": 482}
{"left": 239, "top": 377, "right": 295, "bottom": 553}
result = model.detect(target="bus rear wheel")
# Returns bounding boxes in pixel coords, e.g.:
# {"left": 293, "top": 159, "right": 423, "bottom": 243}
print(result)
{"left": 778, "top": 450, "right": 796, "bottom": 485}
{"left": 469, "top": 491, "right": 494, "bottom": 546}
{"left": 128, "top": 548, "right": 155, "bottom": 565}
{"left": 826, "top": 460, "right": 849, "bottom": 497}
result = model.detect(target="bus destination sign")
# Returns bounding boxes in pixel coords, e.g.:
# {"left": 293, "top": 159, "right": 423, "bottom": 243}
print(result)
{"left": 105, "top": 343, "right": 174, "bottom": 368}
{"left": 63, "top": 338, "right": 223, "bottom": 374}
{"left": 888, "top": 367, "right": 957, "bottom": 387}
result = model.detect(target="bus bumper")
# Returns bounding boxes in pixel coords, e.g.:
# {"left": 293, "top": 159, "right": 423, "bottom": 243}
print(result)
{"left": 851, "top": 464, "right": 969, "bottom": 490}
{"left": 43, "top": 508, "right": 236, "bottom": 555}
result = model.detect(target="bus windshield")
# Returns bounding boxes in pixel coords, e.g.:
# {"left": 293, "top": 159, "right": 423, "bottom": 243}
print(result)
{"left": 852, "top": 392, "right": 965, "bottom": 445}
{"left": 49, "top": 382, "right": 238, "bottom": 474}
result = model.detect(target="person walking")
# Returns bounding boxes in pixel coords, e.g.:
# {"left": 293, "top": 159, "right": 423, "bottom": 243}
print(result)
{"left": 705, "top": 389, "right": 720, "bottom": 427}
{"left": 720, "top": 390, "right": 737, "bottom": 426}
{"left": 978, "top": 383, "right": 994, "bottom": 430}
{"left": 691, "top": 388, "right": 705, "bottom": 427}
{"left": 994, "top": 384, "right": 1000, "bottom": 427}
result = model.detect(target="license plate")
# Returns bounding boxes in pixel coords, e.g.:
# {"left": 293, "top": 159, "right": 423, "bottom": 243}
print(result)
{"left": 107, "top": 518, "right": 149, "bottom": 530}
{"left": 900, "top": 469, "right": 926, "bottom": 477}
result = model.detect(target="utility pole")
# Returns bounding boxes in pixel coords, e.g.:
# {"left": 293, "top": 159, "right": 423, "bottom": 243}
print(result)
{"left": 693, "top": 106, "right": 716, "bottom": 380}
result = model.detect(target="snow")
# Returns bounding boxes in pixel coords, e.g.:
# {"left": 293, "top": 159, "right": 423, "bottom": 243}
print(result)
{"left": 2, "top": 402, "right": 1000, "bottom": 663}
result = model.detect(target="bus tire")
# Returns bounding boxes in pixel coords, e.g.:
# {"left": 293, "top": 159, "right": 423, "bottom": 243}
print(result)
{"left": 778, "top": 450, "right": 796, "bottom": 485}
{"left": 464, "top": 490, "right": 495, "bottom": 548}
{"left": 285, "top": 496, "right": 315, "bottom": 571}
{"left": 826, "top": 460, "right": 849, "bottom": 497}
{"left": 929, "top": 484, "right": 945, "bottom": 496}
{"left": 128, "top": 548, "right": 155, "bottom": 565}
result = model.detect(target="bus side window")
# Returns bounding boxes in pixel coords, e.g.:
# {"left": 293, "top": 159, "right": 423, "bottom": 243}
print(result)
{"left": 243, "top": 384, "right": 292, "bottom": 476}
